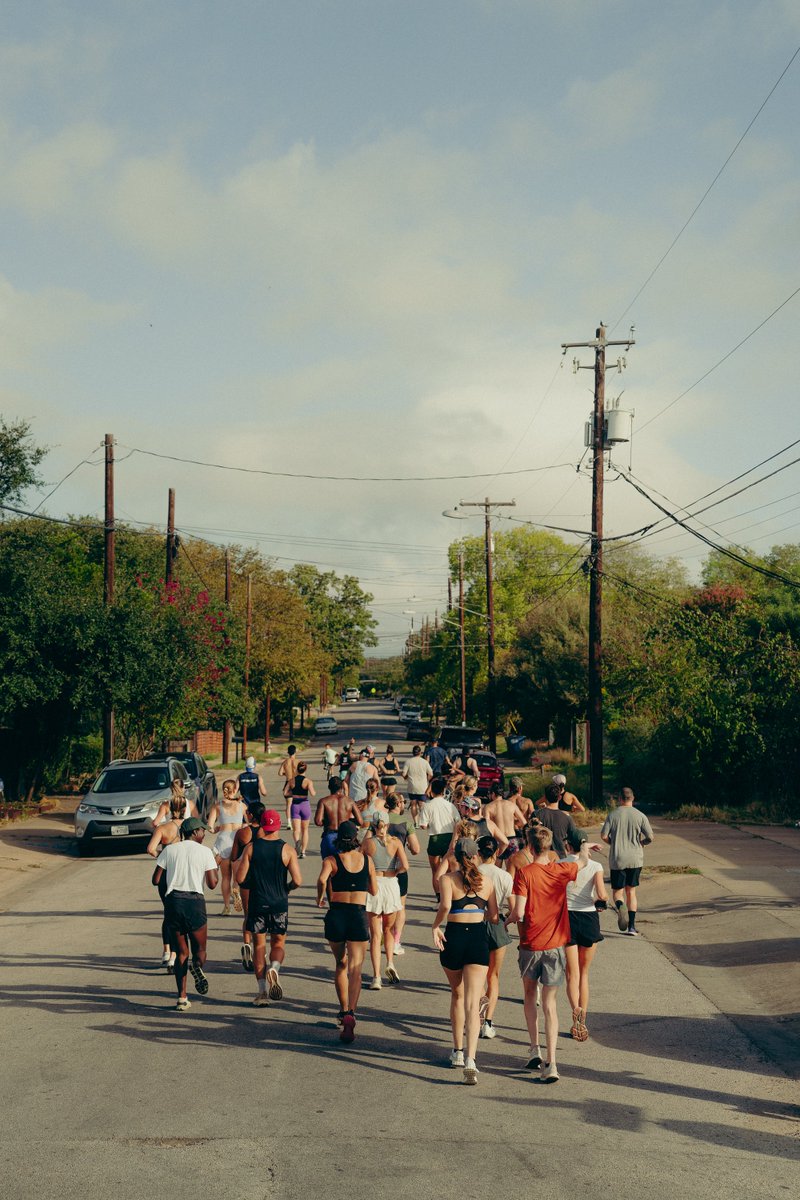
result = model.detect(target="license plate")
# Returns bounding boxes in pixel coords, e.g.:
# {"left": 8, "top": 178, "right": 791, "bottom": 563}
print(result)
{"left": 110, "top": 825, "right": 129, "bottom": 836}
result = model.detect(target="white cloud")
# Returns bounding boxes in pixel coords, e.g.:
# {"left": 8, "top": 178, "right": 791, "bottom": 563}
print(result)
{"left": 0, "top": 274, "right": 131, "bottom": 370}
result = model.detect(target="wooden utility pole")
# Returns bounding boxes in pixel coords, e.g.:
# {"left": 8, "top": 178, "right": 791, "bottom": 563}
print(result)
{"left": 264, "top": 692, "right": 271, "bottom": 752}
{"left": 458, "top": 551, "right": 467, "bottom": 727}
{"left": 561, "top": 323, "right": 635, "bottom": 807}
{"left": 242, "top": 574, "right": 252, "bottom": 759}
{"left": 103, "top": 434, "right": 115, "bottom": 765}
{"left": 222, "top": 549, "right": 232, "bottom": 765}
{"left": 447, "top": 576, "right": 452, "bottom": 613}
{"left": 165, "top": 488, "right": 176, "bottom": 584}
{"left": 458, "top": 498, "right": 515, "bottom": 753}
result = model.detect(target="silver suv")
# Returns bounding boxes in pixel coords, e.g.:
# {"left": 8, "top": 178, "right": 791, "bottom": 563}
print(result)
{"left": 75, "top": 757, "right": 192, "bottom": 855}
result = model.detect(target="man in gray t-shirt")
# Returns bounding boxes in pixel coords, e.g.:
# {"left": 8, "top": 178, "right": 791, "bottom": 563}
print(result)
{"left": 601, "top": 788, "right": 653, "bottom": 937}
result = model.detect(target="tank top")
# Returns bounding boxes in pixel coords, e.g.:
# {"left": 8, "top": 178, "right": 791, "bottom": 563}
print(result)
{"left": 292, "top": 774, "right": 308, "bottom": 800}
{"left": 370, "top": 838, "right": 400, "bottom": 872}
{"left": 332, "top": 852, "right": 370, "bottom": 892}
{"left": 218, "top": 800, "right": 245, "bottom": 827}
{"left": 238, "top": 770, "right": 261, "bottom": 803}
{"left": 383, "top": 757, "right": 399, "bottom": 773}
{"left": 473, "top": 817, "right": 490, "bottom": 840}
{"left": 248, "top": 838, "right": 289, "bottom": 912}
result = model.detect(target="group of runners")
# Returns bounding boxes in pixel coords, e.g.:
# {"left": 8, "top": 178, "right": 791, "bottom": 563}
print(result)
{"left": 147, "top": 740, "right": 655, "bottom": 1086}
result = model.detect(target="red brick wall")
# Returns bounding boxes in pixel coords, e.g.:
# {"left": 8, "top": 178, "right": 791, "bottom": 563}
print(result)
{"left": 194, "top": 730, "right": 223, "bottom": 757}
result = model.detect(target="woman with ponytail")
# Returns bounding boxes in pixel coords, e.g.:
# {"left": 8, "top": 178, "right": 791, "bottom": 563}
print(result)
{"left": 432, "top": 837, "right": 498, "bottom": 1086}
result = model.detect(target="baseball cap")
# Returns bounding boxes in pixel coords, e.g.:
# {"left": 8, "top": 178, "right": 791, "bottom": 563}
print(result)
{"left": 246, "top": 755, "right": 256, "bottom": 771}
{"left": 463, "top": 797, "right": 481, "bottom": 812}
{"left": 371, "top": 811, "right": 390, "bottom": 828}
{"left": 260, "top": 809, "right": 281, "bottom": 832}
{"left": 552, "top": 773, "right": 567, "bottom": 786}
{"left": 180, "top": 817, "right": 207, "bottom": 836}
{"left": 454, "top": 837, "right": 479, "bottom": 858}
{"left": 337, "top": 820, "right": 359, "bottom": 841}
{"left": 567, "top": 828, "right": 588, "bottom": 852}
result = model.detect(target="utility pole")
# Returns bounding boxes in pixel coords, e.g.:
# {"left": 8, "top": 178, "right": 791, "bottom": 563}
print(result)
{"left": 242, "top": 574, "right": 252, "bottom": 760}
{"left": 222, "top": 549, "right": 232, "bottom": 765}
{"left": 458, "top": 498, "right": 515, "bottom": 753}
{"left": 458, "top": 551, "right": 467, "bottom": 727}
{"left": 560, "top": 323, "right": 635, "bottom": 807}
{"left": 447, "top": 576, "right": 452, "bottom": 613}
{"left": 165, "top": 488, "right": 177, "bottom": 585}
{"left": 103, "top": 434, "right": 115, "bottom": 765}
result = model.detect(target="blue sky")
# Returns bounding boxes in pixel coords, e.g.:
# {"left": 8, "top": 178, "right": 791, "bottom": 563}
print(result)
{"left": 2, "top": 1, "right": 799, "bottom": 650}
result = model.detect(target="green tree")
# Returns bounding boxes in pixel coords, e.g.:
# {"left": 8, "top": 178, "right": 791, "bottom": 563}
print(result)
{"left": 288, "top": 564, "right": 378, "bottom": 677}
{"left": 0, "top": 416, "right": 46, "bottom": 506}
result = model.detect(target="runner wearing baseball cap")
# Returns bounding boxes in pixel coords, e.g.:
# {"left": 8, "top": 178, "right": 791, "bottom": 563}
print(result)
{"left": 151, "top": 817, "right": 219, "bottom": 1011}
{"left": 235, "top": 810, "right": 302, "bottom": 1006}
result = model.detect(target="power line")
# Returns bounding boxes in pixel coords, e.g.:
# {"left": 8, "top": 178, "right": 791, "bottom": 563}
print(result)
{"left": 638, "top": 283, "right": 800, "bottom": 434}
{"left": 612, "top": 43, "right": 800, "bottom": 329}
{"left": 30, "top": 445, "right": 104, "bottom": 513}
{"left": 121, "top": 444, "right": 575, "bottom": 484}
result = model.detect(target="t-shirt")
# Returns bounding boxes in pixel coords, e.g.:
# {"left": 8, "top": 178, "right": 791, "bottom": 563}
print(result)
{"left": 564, "top": 855, "right": 604, "bottom": 911}
{"left": 323, "top": 748, "right": 337, "bottom": 764}
{"left": 512, "top": 860, "right": 578, "bottom": 950}
{"left": 404, "top": 757, "right": 433, "bottom": 794}
{"left": 425, "top": 746, "right": 447, "bottom": 774}
{"left": 348, "top": 761, "right": 373, "bottom": 802}
{"left": 156, "top": 840, "right": 218, "bottom": 895}
{"left": 417, "top": 796, "right": 459, "bottom": 835}
{"left": 387, "top": 810, "right": 416, "bottom": 845}
{"left": 601, "top": 806, "right": 654, "bottom": 869}
{"left": 479, "top": 862, "right": 513, "bottom": 915}
{"left": 537, "top": 807, "right": 578, "bottom": 858}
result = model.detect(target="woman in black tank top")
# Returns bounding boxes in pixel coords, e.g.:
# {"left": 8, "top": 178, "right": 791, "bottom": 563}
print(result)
{"left": 316, "top": 822, "right": 378, "bottom": 1044}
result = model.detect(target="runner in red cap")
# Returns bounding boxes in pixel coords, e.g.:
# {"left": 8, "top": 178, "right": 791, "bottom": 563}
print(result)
{"left": 235, "top": 810, "right": 302, "bottom": 1007}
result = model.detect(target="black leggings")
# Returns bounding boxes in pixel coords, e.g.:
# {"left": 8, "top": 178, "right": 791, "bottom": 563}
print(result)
{"left": 158, "top": 872, "right": 169, "bottom": 945}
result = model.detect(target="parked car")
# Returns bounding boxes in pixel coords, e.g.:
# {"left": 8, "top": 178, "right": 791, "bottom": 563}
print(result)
{"left": 144, "top": 750, "right": 216, "bottom": 819}
{"left": 436, "top": 725, "right": 485, "bottom": 755}
{"left": 314, "top": 715, "right": 339, "bottom": 737}
{"left": 75, "top": 757, "right": 190, "bottom": 855}
{"left": 400, "top": 706, "right": 422, "bottom": 724}
{"left": 472, "top": 750, "right": 504, "bottom": 797}
{"left": 405, "top": 718, "right": 433, "bottom": 741}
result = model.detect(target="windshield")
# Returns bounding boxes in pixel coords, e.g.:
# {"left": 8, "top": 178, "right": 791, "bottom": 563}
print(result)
{"left": 93, "top": 767, "right": 171, "bottom": 794}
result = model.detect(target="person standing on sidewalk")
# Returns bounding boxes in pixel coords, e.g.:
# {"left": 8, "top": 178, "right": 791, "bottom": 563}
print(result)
{"left": 507, "top": 826, "right": 594, "bottom": 1083}
{"left": 601, "top": 786, "right": 654, "bottom": 936}
{"left": 152, "top": 818, "right": 219, "bottom": 1011}
{"left": 235, "top": 810, "right": 302, "bottom": 1006}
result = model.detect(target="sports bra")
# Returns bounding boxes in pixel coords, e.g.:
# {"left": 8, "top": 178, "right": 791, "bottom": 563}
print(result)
{"left": 332, "top": 852, "right": 370, "bottom": 892}
{"left": 383, "top": 757, "right": 399, "bottom": 772}
{"left": 218, "top": 800, "right": 245, "bottom": 827}
{"left": 451, "top": 888, "right": 489, "bottom": 913}
{"left": 291, "top": 774, "right": 308, "bottom": 800}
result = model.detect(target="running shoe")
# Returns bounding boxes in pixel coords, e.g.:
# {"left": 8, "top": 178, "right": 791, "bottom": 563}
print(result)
{"left": 525, "top": 1050, "right": 543, "bottom": 1070}
{"left": 626, "top": 928, "right": 640, "bottom": 936}
{"left": 175, "top": 997, "right": 191, "bottom": 1011}
{"left": 241, "top": 943, "right": 254, "bottom": 972}
{"left": 222, "top": 905, "right": 232, "bottom": 917}
{"left": 369, "top": 976, "right": 382, "bottom": 990}
{"left": 478, "top": 994, "right": 489, "bottom": 1021}
{"left": 232, "top": 888, "right": 243, "bottom": 913}
{"left": 340, "top": 1012, "right": 356, "bottom": 1044}
{"left": 449, "top": 1048, "right": 465, "bottom": 1068}
{"left": 386, "top": 964, "right": 400, "bottom": 984}
{"left": 480, "top": 1021, "right": 497, "bottom": 1040}
{"left": 253, "top": 992, "right": 270, "bottom": 1007}
{"left": 616, "top": 900, "right": 629, "bottom": 932}
{"left": 267, "top": 967, "right": 283, "bottom": 1001}
{"left": 161, "top": 950, "right": 171, "bottom": 967}
{"left": 462, "top": 1061, "right": 479, "bottom": 1086}
{"left": 188, "top": 960, "right": 209, "bottom": 995}
{"left": 393, "top": 943, "right": 405, "bottom": 956}
{"left": 571, "top": 1007, "right": 589, "bottom": 1042}
{"left": 540, "top": 1062, "right": 560, "bottom": 1083}
{"left": 166, "top": 953, "right": 176, "bottom": 974}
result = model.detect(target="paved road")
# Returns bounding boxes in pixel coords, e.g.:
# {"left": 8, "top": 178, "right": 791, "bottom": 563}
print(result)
{"left": 1, "top": 701, "right": 798, "bottom": 1199}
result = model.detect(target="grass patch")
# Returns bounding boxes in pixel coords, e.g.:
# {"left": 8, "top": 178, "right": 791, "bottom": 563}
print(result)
{"left": 646, "top": 865, "right": 702, "bottom": 875}
{"left": 665, "top": 800, "right": 799, "bottom": 825}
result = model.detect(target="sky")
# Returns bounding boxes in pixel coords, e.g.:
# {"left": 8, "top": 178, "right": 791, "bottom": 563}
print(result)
{"left": 2, "top": 0, "right": 799, "bottom": 653}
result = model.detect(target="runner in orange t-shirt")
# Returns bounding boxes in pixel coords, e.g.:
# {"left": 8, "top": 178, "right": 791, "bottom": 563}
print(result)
{"left": 508, "top": 826, "right": 592, "bottom": 1083}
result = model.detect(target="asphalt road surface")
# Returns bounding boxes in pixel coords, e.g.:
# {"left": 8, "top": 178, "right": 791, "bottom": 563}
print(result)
{"left": 1, "top": 701, "right": 798, "bottom": 1200}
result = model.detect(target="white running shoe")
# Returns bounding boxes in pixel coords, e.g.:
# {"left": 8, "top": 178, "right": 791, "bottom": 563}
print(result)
{"left": 449, "top": 1048, "right": 465, "bottom": 1068}
{"left": 463, "top": 1061, "right": 479, "bottom": 1086}
{"left": 480, "top": 1021, "right": 497, "bottom": 1039}
{"left": 253, "top": 992, "right": 270, "bottom": 1007}
{"left": 161, "top": 950, "right": 171, "bottom": 966}
{"left": 267, "top": 967, "right": 283, "bottom": 1001}
{"left": 540, "top": 1061, "right": 560, "bottom": 1083}
{"left": 175, "top": 997, "right": 191, "bottom": 1011}
{"left": 369, "top": 976, "right": 382, "bottom": 990}
{"left": 386, "top": 964, "right": 400, "bottom": 984}
{"left": 393, "top": 943, "right": 405, "bottom": 956}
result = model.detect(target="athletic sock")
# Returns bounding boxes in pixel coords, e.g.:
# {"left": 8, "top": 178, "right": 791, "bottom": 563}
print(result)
{"left": 258, "top": 978, "right": 267, "bottom": 994}
{"left": 269, "top": 961, "right": 281, "bottom": 973}
{"left": 628, "top": 912, "right": 637, "bottom": 930}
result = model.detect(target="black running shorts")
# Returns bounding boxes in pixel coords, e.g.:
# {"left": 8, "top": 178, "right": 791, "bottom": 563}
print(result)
{"left": 610, "top": 867, "right": 642, "bottom": 890}
{"left": 567, "top": 910, "right": 604, "bottom": 947}
{"left": 165, "top": 891, "right": 207, "bottom": 935}
{"left": 439, "top": 921, "right": 490, "bottom": 971}
{"left": 246, "top": 907, "right": 289, "bottom": 936}
{"left": 324, "top": 902, "right": 369, "bottom": 943}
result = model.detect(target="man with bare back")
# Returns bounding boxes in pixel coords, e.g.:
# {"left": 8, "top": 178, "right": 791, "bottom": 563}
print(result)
{"left": 485, "top": 781, "right": 525, "bottom": 867}
{"left": 315, "top": 776, "right": 365, "bottom": 859}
